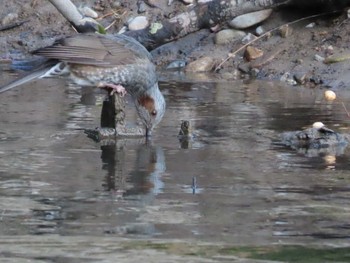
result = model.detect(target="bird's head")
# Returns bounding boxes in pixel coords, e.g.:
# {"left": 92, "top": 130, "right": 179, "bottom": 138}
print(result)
{"left": 135, "top": 83, "right": 166, "bottom": 137}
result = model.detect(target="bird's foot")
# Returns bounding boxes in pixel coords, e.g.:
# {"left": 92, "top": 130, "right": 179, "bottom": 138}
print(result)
{"left": 98, "top": 83, "right": 127, "bottom": 97}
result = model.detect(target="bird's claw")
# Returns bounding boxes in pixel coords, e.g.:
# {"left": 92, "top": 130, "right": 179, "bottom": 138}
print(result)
{"left": 98, "top": 83, "right": 127, "bottom": 97}
{"left": 110, "top": 85, "right": 127, "bottom": 97}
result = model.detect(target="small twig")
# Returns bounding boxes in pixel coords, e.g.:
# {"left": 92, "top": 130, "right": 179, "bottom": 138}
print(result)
{"left": 105, "top": 19, "right": 117, "bottom": 31}
{"left": 341, "top": 102, "right": 350, "bottom": 117}
{"left": 97, "top": 9, "right": 126, "bottom": 20}
{"left": 214, "top": 10, "right": 342, "bottom": 72}
{"left": 97, "top": 11, "right": 115, "bottom": 20}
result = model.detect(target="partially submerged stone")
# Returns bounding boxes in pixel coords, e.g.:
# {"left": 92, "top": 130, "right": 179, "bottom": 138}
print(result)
{"left": 178, "top": 120, "right": 193, "bottom": 138}
{"left": 324, "top": 90, "right": 336, "bottom": 101}
{"left": 277, "top": 124, "right": 350, "bottom": 156}
{"left": 178, "top": 120, "right": 194, "bottom": 149}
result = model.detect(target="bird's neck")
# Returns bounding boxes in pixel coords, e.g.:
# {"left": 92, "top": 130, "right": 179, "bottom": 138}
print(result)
{"left": 126, "top": 62, "right": 157, "bottom": 98}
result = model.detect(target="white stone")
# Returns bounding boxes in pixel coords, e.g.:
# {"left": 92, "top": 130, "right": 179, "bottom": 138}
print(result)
{"left": 313, "top": 122, "right": 325, "bottom": 129}
{"left": 229, "top": 9, "right": 273, "bottom": 29}
{"left": 305, "top": 22, "right": 316, "bottom": 28}
{"left": 128, "top": 16, "right": 149, "bottom": 31}
{"left": 255, "top": 26, "right": 265, "bottom": 36}
{"left": 215, "top": 29, "right": 246, "bottom": 45}
{"left": 314, "top": 54, "right": 325, "bottom": 62}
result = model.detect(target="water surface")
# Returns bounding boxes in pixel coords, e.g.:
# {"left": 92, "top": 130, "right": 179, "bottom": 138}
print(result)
{"left": 0, "top": 73, "right": 350, "bottom": 262}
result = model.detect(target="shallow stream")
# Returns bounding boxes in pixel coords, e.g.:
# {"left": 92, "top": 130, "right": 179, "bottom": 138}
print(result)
{"left": 0, "top": 72, "right": 350, "bottom": 262}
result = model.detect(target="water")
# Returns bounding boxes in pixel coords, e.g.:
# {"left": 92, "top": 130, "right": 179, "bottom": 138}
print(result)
{"left": 0, "top": 73, "right": 350, "bottom": 262}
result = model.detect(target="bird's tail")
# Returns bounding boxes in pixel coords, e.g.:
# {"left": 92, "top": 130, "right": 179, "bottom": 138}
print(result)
{"left": 0, "top": 59, "right": 65, "bottom": 94}
{"left": 0, "top": 68, "right": 50, "bottom": 94}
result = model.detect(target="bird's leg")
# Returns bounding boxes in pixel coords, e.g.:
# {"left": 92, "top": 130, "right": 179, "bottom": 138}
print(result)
{"left": 98, "top": 83, "right": 127, "bottom": 97}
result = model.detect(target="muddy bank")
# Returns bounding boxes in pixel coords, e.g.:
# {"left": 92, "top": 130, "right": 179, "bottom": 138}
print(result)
{"left": 1, "top": 0, "right": 350, "bottom": 89}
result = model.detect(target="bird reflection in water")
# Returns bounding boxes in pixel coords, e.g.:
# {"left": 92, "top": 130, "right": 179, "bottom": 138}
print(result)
{"left": 98, "top": 95, "right": 166, "bottom": 197}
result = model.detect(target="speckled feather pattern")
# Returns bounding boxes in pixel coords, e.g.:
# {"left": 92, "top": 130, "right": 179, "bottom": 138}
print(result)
{"left": 68, "top": 57, "right": 157, "bottom": 96}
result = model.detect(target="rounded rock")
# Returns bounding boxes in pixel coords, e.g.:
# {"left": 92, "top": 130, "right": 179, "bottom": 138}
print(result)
{"left": 244, "top": 46, "right": 263, "bottom": 61}
{"left": 313, "top": 122, "right": 325, "bottom": 129}
{"left": 255, "top": 26, "right": 265, "bottom": 36}
{"left": 324, "top": 90, "right": 336, "bottom": 101}
{"left": 215, "top": 29, "right": 246, "bottom": 45}
{"left": 185, "top": 57, "right": 215, "bottom": 72}
{"left": 128, "top": 16, "right": 149, "bottom": 31}
{"left": 182, "top": 0, "right": 194, "bottom": 4}
{"left": 229, "top": 9, "right": 272, "bottom": 29}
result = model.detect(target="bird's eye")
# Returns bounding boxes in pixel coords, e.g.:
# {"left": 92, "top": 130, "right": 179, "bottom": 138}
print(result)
{"left": 151, "top": 110, "right": 157, "bottom": 116}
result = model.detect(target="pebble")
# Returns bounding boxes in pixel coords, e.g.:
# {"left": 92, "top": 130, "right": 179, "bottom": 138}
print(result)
{"left": 145, "top": 0, "right": 162, "bottom": 8}
{"left": 185, "top": 57, "right": 215, "bottom": 72}
{"left": 1, "top": 13, "right": 18, "bottom": 26}
{"left": 110, "top": 1, "right": 121, "bottom": 8}
{"left": 182, "top": 0, "right": 194, "bottom": 4}
{"left": 128, "top": 16, "right": 149, "bottom": 31}
{"left": 250, "top": 68, "right": 260, "bottom": 77}
{"left": 137, "top": 1, "right": 147, "bottom": 13}
{"left": 244, "top": 46, "right": 263, "bottom": 61}
{"left": 238, "top": 64, "right": 250, "bottom": 74}
{"left": 293, "top": 72, "right": 308, "bottom": 84}
{"left": 310, "top": 75, "right": 323, "bottom": 85}
{"left": 229, "top": 9, "right": 272, "bottom": 29}
{"left": 78, "top": 6, "right": 98, "bottom": 18}
{"left": 324, "top": 90, "right": 336, "bottom": 101}
{"left": 280, "top": 72, "right": 297, "bottom": 85}
{"left": 325, "top": 45, "right": 334, "bottom": 56}
{"left": 166, "top": 60, "right": 187, "bottom": 69}
{"left": 313, "top": 122, "right": 325, "bottom": 129}
{"left": 241, "top": 33, "right": 257, "bottom": 44}
{"left": 305, "top": 22, "right": 316, "bottom": 28}
{"left": 279, "top": 25, "right": 292, "bottom": 38}
{"left": 314, "top": 54, "right": 325, "bottom": 62}
{"left": 255, "top": 26, "right": 265, "bottom": 36}
{"left": 221, "top": 71, "right": 239, "bottom": 80}
{"left": 215, "top": 29, "right": 246, "bottom": 45}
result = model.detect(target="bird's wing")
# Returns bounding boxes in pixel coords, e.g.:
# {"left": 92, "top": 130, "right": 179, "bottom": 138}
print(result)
{"left": 33, "top": 34, "right": 151, "bottom": 67}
